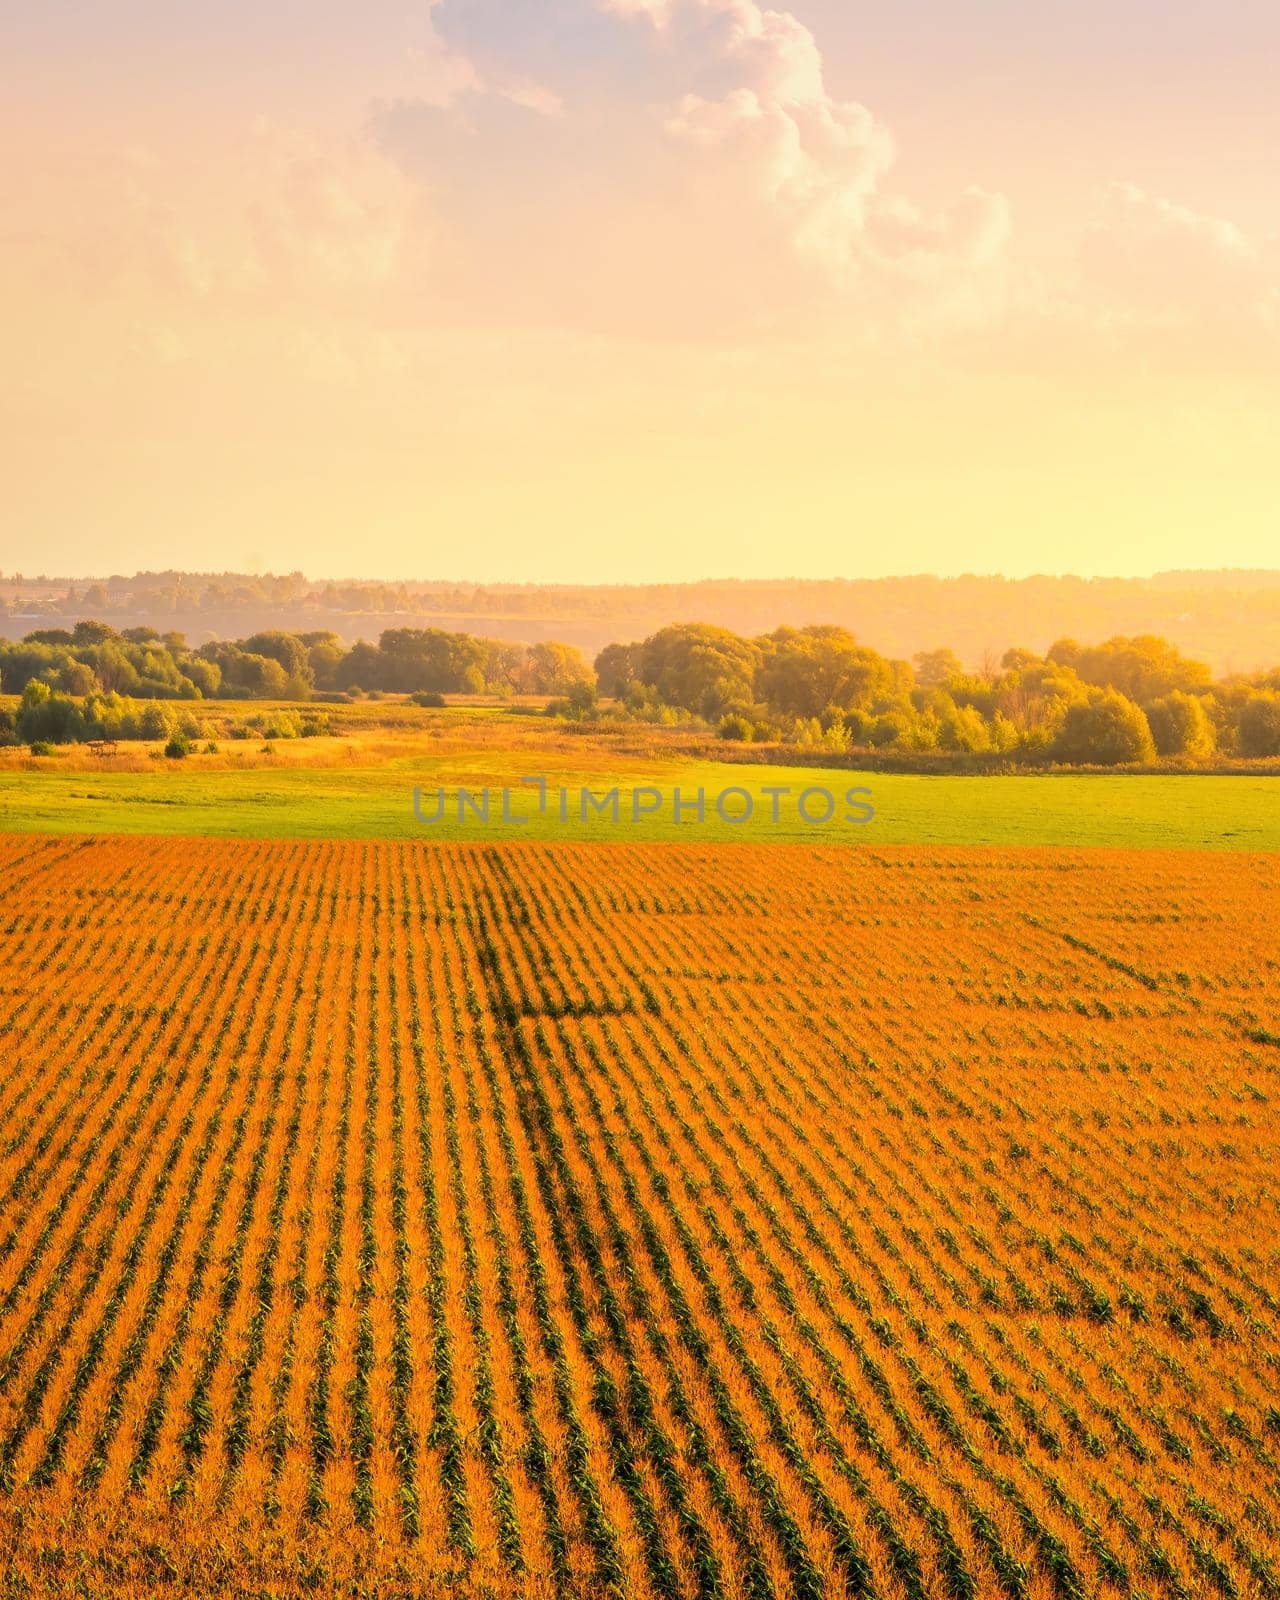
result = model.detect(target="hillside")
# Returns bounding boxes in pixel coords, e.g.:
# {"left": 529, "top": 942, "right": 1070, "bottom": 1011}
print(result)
{"left": 3, "top": 570, "right": 1279, "bottom": 674}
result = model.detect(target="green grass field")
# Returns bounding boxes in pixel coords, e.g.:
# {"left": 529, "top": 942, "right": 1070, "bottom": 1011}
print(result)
{"left": 0, "top": 742, "right": 1275, "bottom": 847}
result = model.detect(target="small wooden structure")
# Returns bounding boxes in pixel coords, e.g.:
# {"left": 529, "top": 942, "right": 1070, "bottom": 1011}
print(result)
{"left": 87, "top": 739, "right": 119, "bottom": 757}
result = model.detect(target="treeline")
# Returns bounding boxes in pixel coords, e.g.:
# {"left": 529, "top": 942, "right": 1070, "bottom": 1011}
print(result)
{"left": 594, "top": 624, "right": 1280, "bottom": 764}
{"left": 0, "top": 622, "right": 593, "bottom": 701}
{"left": 7, "top": 568, "right": 1280, "bottom": 677}
{"left": 5, "top": 616, "right": 1280, "bottom": 765}
{"left": 0, "top": 622, "right": 594, "bottom": 746}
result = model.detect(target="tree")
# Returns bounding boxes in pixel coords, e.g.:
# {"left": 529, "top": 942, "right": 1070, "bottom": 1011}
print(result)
{"left": 71, "top": 620, "right": 118, "bottom": 646}
{"left": 521, "top": 641, "right": 594, "bottom": 696}
{"left": 241, "top": 631, "right": 313, "bottom": 687}
{"left": 594, "top": 642, "right": 642, "bottom": 699}
{"left": 1145, "top": 691, "right": 1215, "bottom": 758}
{"left": 16, "top": 680, "right": 84, "bottom": 745}
{"left": 1237, "top": 692, "right": 1280, "bottom": 758}
{"left": 481, "top": 640, "right": 525, "bottom": 692}
{"left": 639, "top": 624, "right": 761, "bottom": 719}
{"left": 204, "top": 647, "right": 288, "bottom": 697}
{"left": 1053, "top": 689, "right": 1155, "bottom": 766}
{"left": 57, "top": 660, "right": 98, "bottom": 696}
{"left": 912, "top": 648, "right": 964, "bottom": 688}
{"left": 335, "top": 641, "right": 383, "bottom": 692}
{"left": 1048, "top": 635, "right": 1210, "bottom": 702}
{"left": 757, "top": 626, "right": 895, "bottom": 718}
{"left": 936, "top": 702, "right": 992, "bottom": 752}
{"left": 183, "top": 657, "right": 222, "bottom": 698}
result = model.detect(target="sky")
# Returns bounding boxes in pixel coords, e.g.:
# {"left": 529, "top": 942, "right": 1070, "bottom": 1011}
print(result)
{"left": 3, "top": 0, "right": 1278, "bottom": 583}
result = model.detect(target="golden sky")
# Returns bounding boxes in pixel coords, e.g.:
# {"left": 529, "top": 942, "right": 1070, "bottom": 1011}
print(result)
{"left": 4, "top": 0, "right": 1278, "bottom": 580}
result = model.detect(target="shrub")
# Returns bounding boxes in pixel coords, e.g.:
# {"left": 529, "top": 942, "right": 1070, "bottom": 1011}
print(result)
{"left": 29, "top": 740, "right": 55, "bottom": 756}
{"left": 247, "top": 710, "right": 303, "bottom": 740}
{"left": 411, "top": 691, "right": 447, "bottom": 708}
{"left": 870, "top": 711, "right": 912, "bottom": 748}
{"left": 717, "top": 713, "right": 753, "bottom": 742}
{"left": 937, "top": 704, "right": 991, "bottom": 753}
{"left": 164, "top": 736, "right": 191, "bottom": 760}
{"left": 137, "top": 702, "right": 179, "bottom": 741}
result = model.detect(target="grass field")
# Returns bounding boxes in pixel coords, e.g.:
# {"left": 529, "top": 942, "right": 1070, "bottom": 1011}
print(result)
{"left": 1, "top": 737, "right": 1277, "bottom": 848}
{"left": 0, "top": 834, "right": 1277, "bottom": 1598}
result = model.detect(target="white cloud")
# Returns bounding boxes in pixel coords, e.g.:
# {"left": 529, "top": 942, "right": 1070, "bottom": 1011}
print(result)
{"left": 605, "top": 0, "right": 1009, "bottom": 313}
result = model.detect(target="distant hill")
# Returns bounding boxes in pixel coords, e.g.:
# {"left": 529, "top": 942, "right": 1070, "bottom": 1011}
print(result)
{"left": 2, "top": 569, "right": 1278, "bottom": 676}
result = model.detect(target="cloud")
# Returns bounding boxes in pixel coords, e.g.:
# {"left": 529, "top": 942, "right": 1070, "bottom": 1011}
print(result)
{"left": 409, "top": 2, "right": 565, "bottom": 115}
{"left": 377, "top": 0, "right": 1012, "bottom": 335}
{"left": 607, "top": 0, "right": 997, "bottom": 294}
{"left": 49, "top": 122, "right": 430, "bottom": 311}
{"left": 1081, "top": 182, "right": 1278, "bottom": 332}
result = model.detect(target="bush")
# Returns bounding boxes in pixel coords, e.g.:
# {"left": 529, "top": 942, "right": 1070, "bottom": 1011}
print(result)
{"left": 411, "top": 691, "right": 447, "bottom": 708}
{"left": 137, "top": 702, "right": 179, "bottom": 741}
{"left": 246, "top": 710, "right": 304, "bottom": 740}
{"left": 164, "top": 736, "right": 191, "bottom": 759}
{"left": 28, "top": 740, "right": 55, "bottom": 756}
{"left": 870, "top": 711, "right": 912, "bottom": 748}
{"left": 717, "top": 713, "right": 753, "bottom": 741}
{"left": 937, "top": 704, "right": 991, "bottom": 753}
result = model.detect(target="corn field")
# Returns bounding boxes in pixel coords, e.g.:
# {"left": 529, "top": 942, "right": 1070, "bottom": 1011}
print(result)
{"left": 0, "top": 834, "right": 1277, "bottom": 1599}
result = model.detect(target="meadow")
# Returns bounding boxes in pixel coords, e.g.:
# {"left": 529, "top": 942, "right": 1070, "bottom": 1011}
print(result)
{"left": 0, "top": 710, "right": 1276, "bottom": 849}
{"left": 0, "top": 834, "right": 1277, "bottom": 1599}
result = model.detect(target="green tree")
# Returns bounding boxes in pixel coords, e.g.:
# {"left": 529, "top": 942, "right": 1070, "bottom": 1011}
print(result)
{"left": 1237, "top": 691, "right": 1280, "bottom": 758}
{"left": 71, "top": 620, "right": 118, "bottom": 646}
{"left": 1048, "top": 635, "right": 1210, "bottom": 702}
{"left": 639, "top": 624, "right": 760, "bottom": 719}
{"left": 241, "top": 630, "right": 314, "bottom": 689}
{"left": 1053, "top": 689, "right": 1155, "bottom": 766}
{"left": 521, "top": 640, "right": 594, "bottom": 696}
{"left": 594, "top": 641, "right": 643, "bottom": 698}
{"left": 16, "top": 680, "right": 84, "bottom": 745}
{"left": 755, "top": 625, "right": 893, "bottom": 718}
{"left": 1145, "top": 691, "right": 1215, "bottom": 758}
{"left": 912, "top": 647, "right": 964, "bottom": 688}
